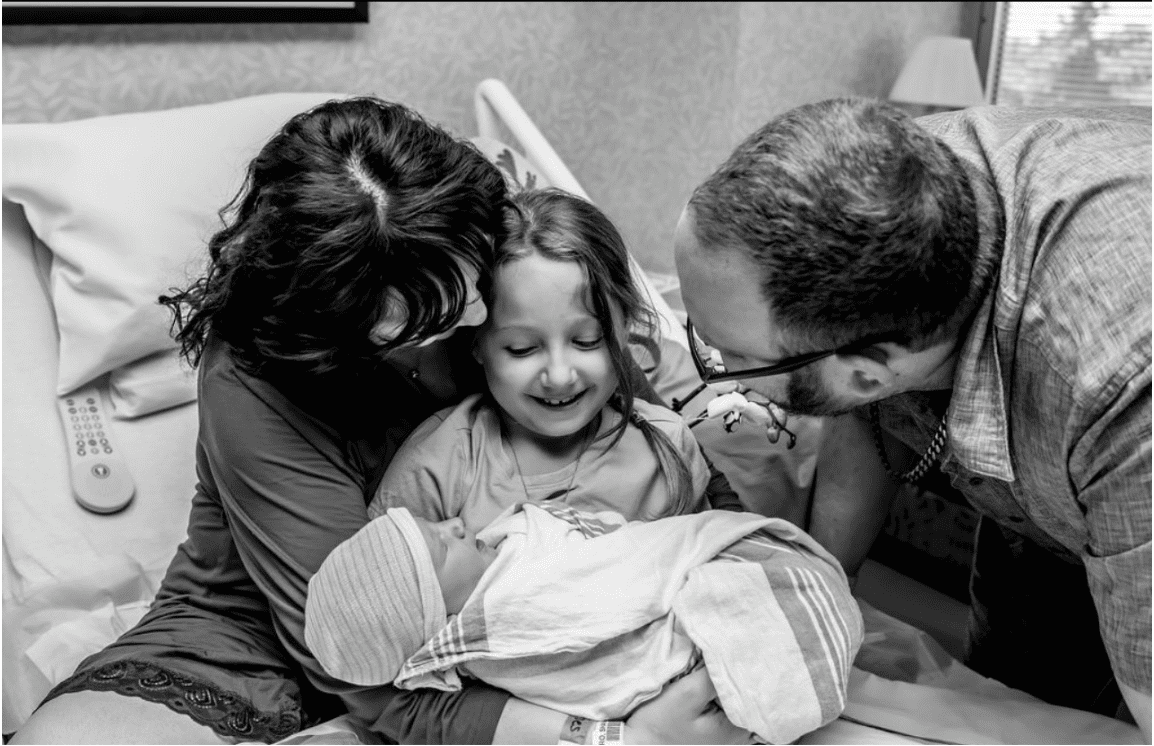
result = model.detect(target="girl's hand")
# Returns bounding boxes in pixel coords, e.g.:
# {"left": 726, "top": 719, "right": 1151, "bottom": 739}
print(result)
{"left": 625, "top": 668, "right": 752, "bottom": 744}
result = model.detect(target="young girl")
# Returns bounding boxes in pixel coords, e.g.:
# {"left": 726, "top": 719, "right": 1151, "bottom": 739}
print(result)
{"left": 312, "top": 187, "right": 751, "bottom": 744}
{"left": 368, "top": 187, "right": 740, "bottom": 533}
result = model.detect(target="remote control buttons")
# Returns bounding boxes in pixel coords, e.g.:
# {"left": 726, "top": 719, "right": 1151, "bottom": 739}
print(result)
{"left": 71, "top": 460, "right": 134, "bottom": 514}
{"left": 59, "top": 386, "right": 136, "bottom": 514}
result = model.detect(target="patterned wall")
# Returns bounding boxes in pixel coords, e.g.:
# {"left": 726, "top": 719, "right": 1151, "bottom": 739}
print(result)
{"left": 3, "top": 1, "right": 964, "bottom": 277}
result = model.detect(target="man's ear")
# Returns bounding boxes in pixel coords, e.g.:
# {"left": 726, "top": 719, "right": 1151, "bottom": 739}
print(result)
{"left": 842, "top": 348, "right": 897, "bottom": 399}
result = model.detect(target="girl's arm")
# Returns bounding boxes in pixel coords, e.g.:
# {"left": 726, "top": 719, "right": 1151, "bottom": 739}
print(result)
{"left": 368, "top": 406, "right": 464, "bottom": 522}
{"left": 701, "top": 450, "right": 745, "bottom": 512}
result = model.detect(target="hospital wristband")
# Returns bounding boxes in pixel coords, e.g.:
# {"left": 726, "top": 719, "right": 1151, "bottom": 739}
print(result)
{"left": 558, "top": 715, "right": 591, "bottom": 745}
{"left": 589, "top": 720, "right": 625, "bottom": 745}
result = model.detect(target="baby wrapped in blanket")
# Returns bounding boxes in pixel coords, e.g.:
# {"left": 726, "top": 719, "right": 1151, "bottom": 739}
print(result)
{"left": 305, "top": 503, "right": 863, "bottom": 744}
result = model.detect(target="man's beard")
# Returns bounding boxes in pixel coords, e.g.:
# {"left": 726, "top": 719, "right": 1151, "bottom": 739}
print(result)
{"left": 780, "top": 365, "right": 859, "bottom": 417}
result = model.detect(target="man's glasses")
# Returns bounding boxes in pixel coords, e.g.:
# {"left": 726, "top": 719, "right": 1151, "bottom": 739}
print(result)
{"left": 685, "top": 318, "right": 846, "bottom": 384}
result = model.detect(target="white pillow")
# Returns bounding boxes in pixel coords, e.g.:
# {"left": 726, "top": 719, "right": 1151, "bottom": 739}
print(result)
{"left": 2, "top": 92, "right": 347, "bottom": 398}
{"left": 108, "top": 348, "right": 198, "bottom": 419}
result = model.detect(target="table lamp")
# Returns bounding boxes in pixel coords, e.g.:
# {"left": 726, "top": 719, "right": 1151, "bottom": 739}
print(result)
{"left": 889, "top": 36, "right": 985, "bottom": 113}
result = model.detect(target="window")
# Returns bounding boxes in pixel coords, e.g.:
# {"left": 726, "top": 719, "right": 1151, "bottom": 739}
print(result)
{"left": 988, "top": 1, "right": 1151, "bottom": 107}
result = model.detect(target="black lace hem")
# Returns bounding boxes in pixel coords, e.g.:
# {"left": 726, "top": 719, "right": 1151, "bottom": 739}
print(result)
{"left": 42, "top": 660, "right": 302, "bottom": 743}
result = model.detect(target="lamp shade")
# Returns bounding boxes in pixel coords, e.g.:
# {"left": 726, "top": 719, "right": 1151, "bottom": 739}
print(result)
{"left": 889, "top": 36, "right": 985, "bottom": 108}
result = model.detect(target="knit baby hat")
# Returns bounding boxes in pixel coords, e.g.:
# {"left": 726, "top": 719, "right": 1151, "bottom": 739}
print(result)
{"left": 305, "top": 507, "right": 447, "bottom": 686}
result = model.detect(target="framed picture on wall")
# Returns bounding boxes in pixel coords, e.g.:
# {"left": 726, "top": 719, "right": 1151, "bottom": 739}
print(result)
{"left": 2, "top": 1, "right": 370, "bottom": 25}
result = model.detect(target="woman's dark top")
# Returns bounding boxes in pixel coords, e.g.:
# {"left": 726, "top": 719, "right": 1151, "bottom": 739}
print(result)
{"left": 149, "top": 331, "right": 514, "bottom": 743}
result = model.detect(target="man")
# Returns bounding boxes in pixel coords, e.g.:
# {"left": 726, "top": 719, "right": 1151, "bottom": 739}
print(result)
{"left": 673, "top": 98, "right": 1150, "bottom": 738}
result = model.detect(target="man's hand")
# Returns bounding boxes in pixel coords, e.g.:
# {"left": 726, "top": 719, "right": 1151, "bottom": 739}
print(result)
{"left": 626, "top": 668, "right": 753, "bottom": 744}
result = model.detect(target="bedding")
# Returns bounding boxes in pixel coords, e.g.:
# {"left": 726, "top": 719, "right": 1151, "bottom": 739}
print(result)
{"left": 2, "top": 92, "right": 346, "bottom": 403}
{"left": 2, "top": 199, "right": 199, "bottom": 730}
{"left": 388, "top": 504, "right": 861, "bottom": 744}
{"left": 2, "top": 84, "right": 1144, "bottom": 744}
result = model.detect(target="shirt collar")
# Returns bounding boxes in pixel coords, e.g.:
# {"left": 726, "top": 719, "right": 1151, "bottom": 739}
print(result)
{"left": 945, "top": 161, "right": 1016, "bottom": 483}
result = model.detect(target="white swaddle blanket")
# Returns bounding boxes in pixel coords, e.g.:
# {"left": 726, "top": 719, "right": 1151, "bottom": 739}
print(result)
{"left": 394, "top": 504, "right": 863, "bottom": 743}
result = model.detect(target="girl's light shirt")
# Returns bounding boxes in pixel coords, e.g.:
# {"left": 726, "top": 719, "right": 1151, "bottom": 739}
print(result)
{"left": 370, "top": 393, "right": 711, "bottom": 531}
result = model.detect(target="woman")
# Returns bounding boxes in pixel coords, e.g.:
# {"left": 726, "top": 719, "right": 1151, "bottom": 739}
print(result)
{"left": 12, "top": 97, "right": 744, "bottom": 745}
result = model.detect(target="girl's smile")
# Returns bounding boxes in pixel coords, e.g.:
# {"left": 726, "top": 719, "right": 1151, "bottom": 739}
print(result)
{"left": 476, "top": 252, "right": 620, "bottom": 459}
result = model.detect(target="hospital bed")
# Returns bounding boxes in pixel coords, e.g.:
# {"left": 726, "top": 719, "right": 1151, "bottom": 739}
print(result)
{"left": 2, "top": 80, "right": 1142, "bottom": 745}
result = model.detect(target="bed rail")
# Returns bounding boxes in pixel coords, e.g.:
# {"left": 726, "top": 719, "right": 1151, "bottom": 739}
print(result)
{"left": 473, "top": 79, "right": 689, "bottom": 350}
{"left": 475, "top": 79, "right": 588, "bottom": 199}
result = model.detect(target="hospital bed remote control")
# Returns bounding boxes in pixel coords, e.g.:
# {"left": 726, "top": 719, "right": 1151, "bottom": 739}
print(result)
{"left": 57, "top": 385, "right": 136, "bottom": 514}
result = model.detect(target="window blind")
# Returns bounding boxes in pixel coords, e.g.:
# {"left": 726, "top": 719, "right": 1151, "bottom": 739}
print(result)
{"left": 991, "top": 1, "right": 1151, "bottom": 107}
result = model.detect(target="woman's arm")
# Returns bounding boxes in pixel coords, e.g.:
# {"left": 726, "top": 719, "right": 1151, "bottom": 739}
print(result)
{"left": 491, "top": 699, "right": 569, "bottom": 744}
{"left": 491, "top": 668, "right": 751, "bottom": 745}
{"left": 198, "top": 360, "right": 512, "bottom": 744}
{"left": 626, "top": 668, "right": 752, "bottom": 744}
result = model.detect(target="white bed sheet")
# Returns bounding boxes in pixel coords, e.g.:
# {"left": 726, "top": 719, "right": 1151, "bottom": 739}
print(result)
{"left": 3, "top": 199, "right": 200, "bottom": 731}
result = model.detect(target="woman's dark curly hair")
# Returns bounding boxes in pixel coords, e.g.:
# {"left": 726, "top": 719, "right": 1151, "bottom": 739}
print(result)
{"left": 160, "top": 96, "right": 508, "bottom": 380}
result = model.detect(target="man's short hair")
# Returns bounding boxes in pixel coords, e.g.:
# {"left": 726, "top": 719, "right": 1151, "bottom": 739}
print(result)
{"left": 689, "top": 98, "right": 985, "bottom": 351}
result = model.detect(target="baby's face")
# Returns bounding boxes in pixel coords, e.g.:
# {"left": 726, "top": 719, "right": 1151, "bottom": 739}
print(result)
{"left": 413, "top": 516, "right": 498, "bottom": 615}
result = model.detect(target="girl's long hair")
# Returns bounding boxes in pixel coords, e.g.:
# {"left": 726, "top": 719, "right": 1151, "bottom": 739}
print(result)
{"left": 498, "top": 188, "right": 697, "bottom": 517}
{"left": 160, "top": 96, "right": 508, "bottom": 384}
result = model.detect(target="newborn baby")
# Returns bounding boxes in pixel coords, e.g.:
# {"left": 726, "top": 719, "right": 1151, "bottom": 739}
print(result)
{"left": 305, "top": 503, "right": 862, "bottom": 744}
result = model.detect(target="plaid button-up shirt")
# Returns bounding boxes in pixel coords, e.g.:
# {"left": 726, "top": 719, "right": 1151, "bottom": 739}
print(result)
{"left": 871, "top": 106, "right": 1151, "bottom": 691}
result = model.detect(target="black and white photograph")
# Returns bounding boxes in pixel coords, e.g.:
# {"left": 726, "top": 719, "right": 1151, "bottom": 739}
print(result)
{"left": 2, "top": 2, "right": 1150, "bottom": 744}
